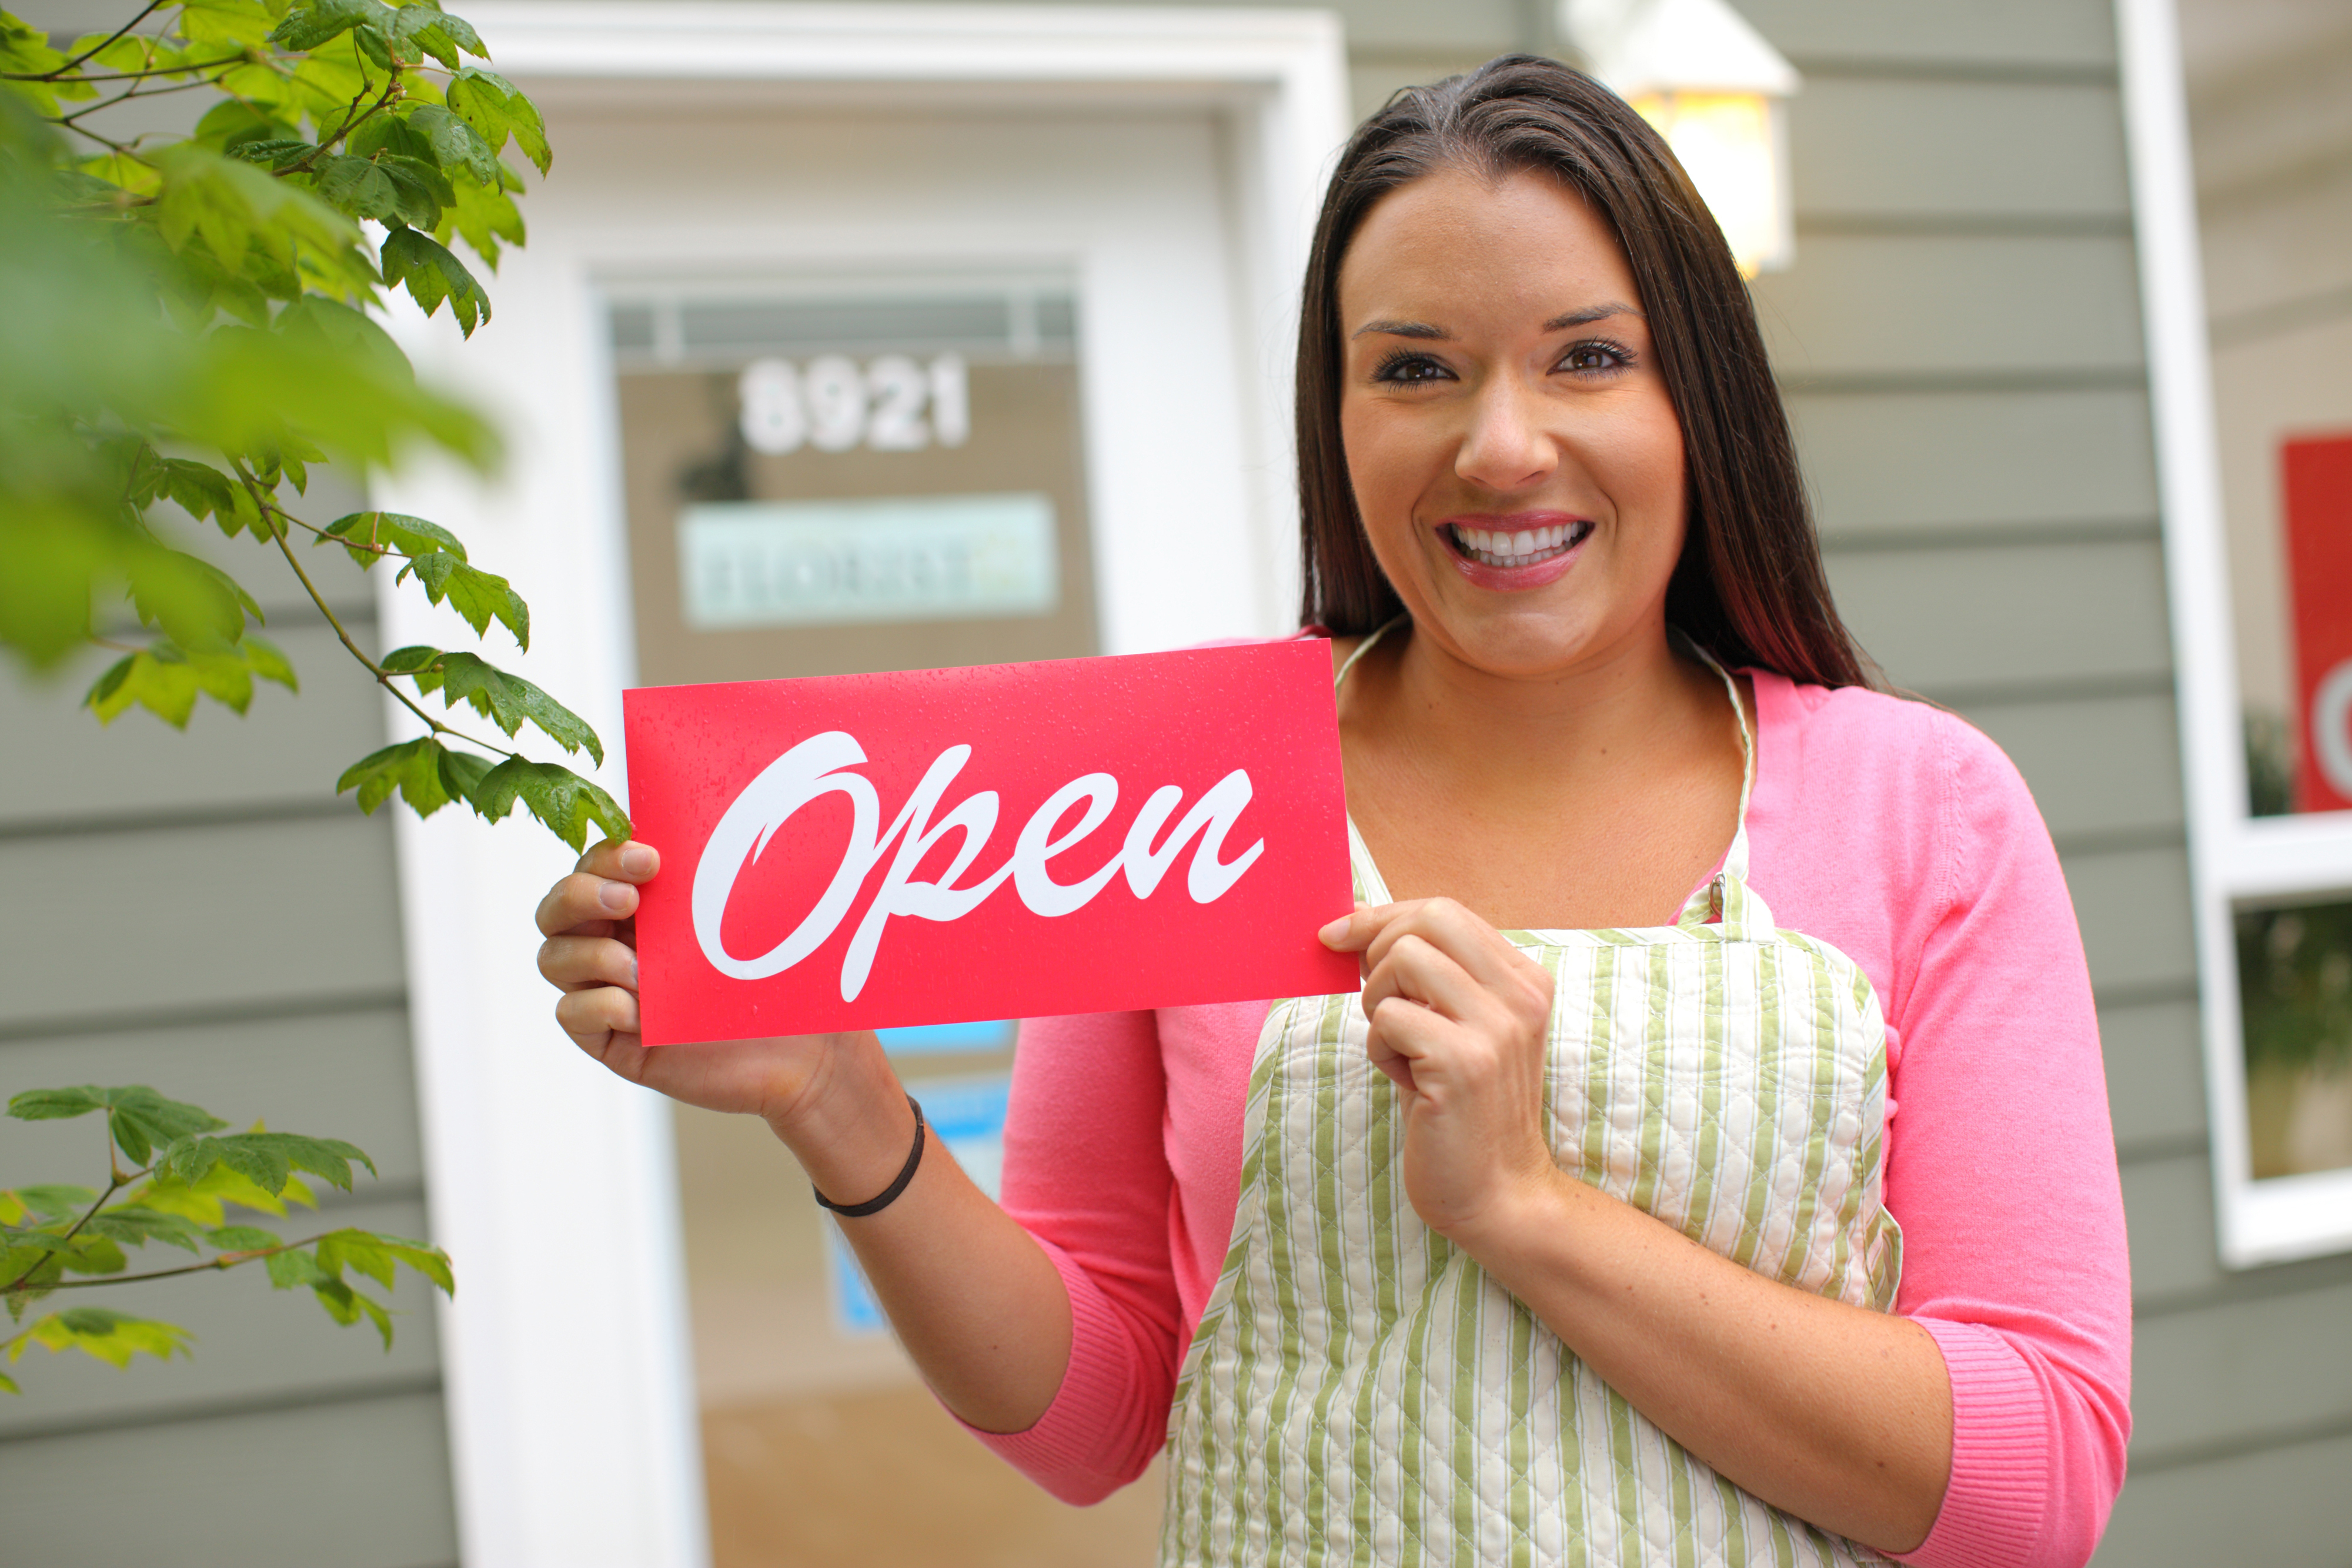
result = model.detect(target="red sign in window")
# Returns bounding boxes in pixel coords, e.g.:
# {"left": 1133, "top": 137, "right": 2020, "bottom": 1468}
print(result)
{"left": 2286, "top": 433, "right": 2352, "bottom": 814}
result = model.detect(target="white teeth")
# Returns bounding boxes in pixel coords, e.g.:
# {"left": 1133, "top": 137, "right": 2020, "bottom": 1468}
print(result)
{"left": 1449, "top": 521, "right": 1588, "bottom": 570}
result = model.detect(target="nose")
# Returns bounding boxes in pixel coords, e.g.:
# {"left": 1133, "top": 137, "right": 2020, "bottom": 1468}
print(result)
{"left": 1454, "top": 375, "right": 1558, "bottom": 494}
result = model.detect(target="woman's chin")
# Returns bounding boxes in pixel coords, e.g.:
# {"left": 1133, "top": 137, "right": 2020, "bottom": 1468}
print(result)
{"left": 1409, "top": 600, "right": 1647, "bottom": 683}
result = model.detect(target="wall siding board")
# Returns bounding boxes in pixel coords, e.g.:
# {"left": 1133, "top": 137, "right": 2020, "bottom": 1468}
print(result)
{"left": 0, "top": 1389, "right": 458, "bottom": 1568}
{"left": 0, "top": 1007, "right": 423, "bottom": 1191}
{"left": 0, "top": 624, "right": 386, "bottom": 830}
{"left": 1734, "top": 0, "right": 2117, "bottom": 70}
{"left": 1955, "top": 691, "right": 2184, "bottom": 843}
{"left": 1752, "top": 235, "right": 2146, "bottom": 382}
{"left": 1826, "top": 540, "right": 2173, "bottom": 694}
{"left": 2096, "top": 1429, "right": 2352, "bottom": 1567}
{"left": 0, "top": 815, "right": 405, "bottom": 1034}
{"left": 1790, "top": 78, "right": 2130, "bottom": 220}
{"left": 1786, "top": 387, "right": 2159, "bottom": 540}
{"left": 2120, "top": 1152, "right": 2223, "bottom": 1302}
{"left": 2100, "top": 997, "right": 2210, "bottom": 1153}
{"left": 0, "top": 1197, "right": 438, "bottom": 1440}
{"left": 2062, "top": 846, "right": 2199, "bottom": 998}
{"left": 2130, "top": 1278, "right": 2352, "bottom": 1458}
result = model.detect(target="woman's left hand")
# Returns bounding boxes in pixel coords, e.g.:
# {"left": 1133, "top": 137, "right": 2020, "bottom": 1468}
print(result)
{"left": 1319, "top": 900, "right": 1563, "bottom": 1239}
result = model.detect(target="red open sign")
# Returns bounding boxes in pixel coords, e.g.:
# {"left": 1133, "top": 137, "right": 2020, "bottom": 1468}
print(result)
{"left": 2287, "top": 434, "right": 2352, "bottom": 814}
{"left": 622, "top": 641, "right": 1358, "bottom": 1045}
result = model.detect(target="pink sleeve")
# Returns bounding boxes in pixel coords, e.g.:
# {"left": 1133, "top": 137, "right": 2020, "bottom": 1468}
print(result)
{"left": 1887, "top": 720, "right": 2133, "bottom": 1568}
{"left": 956, "top": 1008, "right": 1183, "bottom": 1504}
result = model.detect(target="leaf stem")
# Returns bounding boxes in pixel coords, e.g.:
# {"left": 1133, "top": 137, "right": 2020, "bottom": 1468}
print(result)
{"left": 54, "top": 120, "right": 140, "bottom": 157}
{"left": 233, "top": 464, "right": 518, "bottom": 760}
{"left": 304, "top": 62, "right": 401, "bottom": 167}
{"left": 0, "top": 1159, "right": 143, "bottom": 1296}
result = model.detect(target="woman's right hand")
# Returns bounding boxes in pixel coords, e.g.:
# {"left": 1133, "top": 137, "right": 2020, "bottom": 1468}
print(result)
{"left": 532, "top": 838, "right": 877, "bottom": 1138}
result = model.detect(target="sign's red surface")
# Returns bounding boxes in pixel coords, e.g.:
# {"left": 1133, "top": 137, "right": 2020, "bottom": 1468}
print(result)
{"left": 622, "top": 640, "right": 1359, "bottom": 1045}
{"left": 2285, "top": 434, "right": 2352, "bottom": 814}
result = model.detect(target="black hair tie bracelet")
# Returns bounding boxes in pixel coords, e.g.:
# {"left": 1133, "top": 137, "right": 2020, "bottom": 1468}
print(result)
{"left": 813, "top": 1095, "right": 925, "bottom": 1218}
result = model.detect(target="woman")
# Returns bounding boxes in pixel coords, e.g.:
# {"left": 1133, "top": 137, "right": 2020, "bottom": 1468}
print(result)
{"left": 536, "top": 56, "right": 2130, "bottom": 1567}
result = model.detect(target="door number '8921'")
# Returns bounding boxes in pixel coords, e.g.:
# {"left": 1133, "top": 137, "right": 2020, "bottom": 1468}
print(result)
{"left": 739, "top": 354, "right": 970, "bottom": 456}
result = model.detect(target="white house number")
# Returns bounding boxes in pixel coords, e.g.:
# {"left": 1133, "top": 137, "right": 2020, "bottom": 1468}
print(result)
{"left": 738, "top": 353, "right": 970, "bottom": 456}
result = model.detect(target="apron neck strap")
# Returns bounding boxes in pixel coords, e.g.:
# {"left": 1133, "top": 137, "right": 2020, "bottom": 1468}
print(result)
{"left": 1675, "top": 631, "right": 1754, "bottom": 887}
{"left": 1332, "top": 617, "right": 1759, "bottom": 928}
{"left": 1331, "top": 615, "right": 1405, "bottom": 692}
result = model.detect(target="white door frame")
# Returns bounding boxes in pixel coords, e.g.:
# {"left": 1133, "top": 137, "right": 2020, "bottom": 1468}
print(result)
{"left": 372, "top": 8, "right": 1348, "bottom": 1565}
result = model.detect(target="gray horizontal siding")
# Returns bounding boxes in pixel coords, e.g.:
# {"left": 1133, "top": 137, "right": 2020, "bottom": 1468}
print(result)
{"left": 2120, "top": 1151, "right": 2223, "bottom": 1301}
{"left": 2097, "top": 997, "right": 2208, "bottom": 1155}
{"left": 0, "top": 815, "right": 406, "bottom": 1037}
{"left": 2132, "top": 1278, "right": 2352, "bottom": 1460}
{"left": 1825, "top": 539, "right": 2174, "bottom": 696}
{"left": 0, "top": 621, "right": 388, "bottom": 831}
{"left": 1733, "top": 0, "right": 2117, "bottom": 71}
{"left": 1959, "top": 691, "right": 2183, "bottom": 843}
{"left": 0, "top": 1196, "right": 439, "bottom": 1442}
{"left": 2064, "top": 846, "right": 2197, "bottom": 1000}
{"left": 1753, "top": 233, "right": 2145, "bottom": 385}
{"left": 0, "top": 453, "right": 452, "bottom": 1557}
{"left": 1737, "top": 1, "right": 2352, "bottom": 1554}
{"left": 0, "top": 1005, "right": 423, "bottom": 1192}
{"left": 2097, "top": 1427, "right": 2352, "bottom": 1564}
{"left": 1792, "top": 77, "right": 2130, "bottom": 222}
{"left": 1789, "top": 387, "right": 2158, "bottom": 543}
{"left": 0, "top": 1389, "right": 457, "bottom": 1568}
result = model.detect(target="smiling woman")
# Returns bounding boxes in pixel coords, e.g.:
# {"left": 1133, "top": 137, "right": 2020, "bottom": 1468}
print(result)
{"left": 532, "top": 52, "right": 2131, "bottom": 1568}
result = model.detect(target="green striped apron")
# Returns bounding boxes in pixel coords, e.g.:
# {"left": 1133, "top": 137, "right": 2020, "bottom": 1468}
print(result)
{"left": 1159, "top": 627, "right": 1904, "bottom": 1567}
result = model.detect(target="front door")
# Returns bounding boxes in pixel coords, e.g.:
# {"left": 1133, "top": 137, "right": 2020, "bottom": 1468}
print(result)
{"left": 589, "top": 103, "right": 1259, "bottom": 1567}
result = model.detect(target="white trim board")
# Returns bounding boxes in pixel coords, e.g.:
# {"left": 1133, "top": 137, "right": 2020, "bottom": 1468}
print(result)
{"left": 2116, "top": 0, "right": 2352, "bottom": 1269}
{"left": 372, "top": 9, "right": 1349, "bottom": 1566}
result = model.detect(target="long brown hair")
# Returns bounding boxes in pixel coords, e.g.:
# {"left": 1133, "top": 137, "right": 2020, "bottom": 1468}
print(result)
{"left": 1297, "top": 54, "right": 1877, "bottom": 690}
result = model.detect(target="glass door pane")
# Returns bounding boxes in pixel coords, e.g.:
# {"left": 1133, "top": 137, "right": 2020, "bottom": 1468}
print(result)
{"left": 609, "top": 276, "right": 1162, "bottom": 1565}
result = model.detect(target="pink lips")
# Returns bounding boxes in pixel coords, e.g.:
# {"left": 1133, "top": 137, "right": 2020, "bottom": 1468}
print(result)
{"left": 1436, "top": 512, "right": 1594, "bottom": 592}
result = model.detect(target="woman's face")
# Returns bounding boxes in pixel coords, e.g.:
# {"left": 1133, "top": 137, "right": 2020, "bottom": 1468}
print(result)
{"left": 1335, "top": 165, "right": 1688, "bottom": 678}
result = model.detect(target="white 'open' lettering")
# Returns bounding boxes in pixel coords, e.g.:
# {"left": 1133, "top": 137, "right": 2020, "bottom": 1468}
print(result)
{"left": 691, "top": 737, "right": 1268, "bottom": 999}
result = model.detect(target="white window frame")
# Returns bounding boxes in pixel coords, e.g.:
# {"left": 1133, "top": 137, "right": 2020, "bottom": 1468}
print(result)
{"left": 2118, "top": 0, "right": 2352, "bottom": 1268}
{"left": 368, "top": 8, "right": 1349, "bottom": 1565}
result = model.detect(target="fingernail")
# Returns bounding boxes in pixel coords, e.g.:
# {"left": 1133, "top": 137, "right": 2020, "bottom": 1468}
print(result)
{"left": 599, "top": 880, "right": 632, "bottom": 912}
{"left": 630, "top": 951, "right": 640, "bottom": 989}
{"left": 620, "top": 842, "right": 655, "bottom": 877}
{"left": 1318, "top": 916, "right": 1351, "bottom": 944}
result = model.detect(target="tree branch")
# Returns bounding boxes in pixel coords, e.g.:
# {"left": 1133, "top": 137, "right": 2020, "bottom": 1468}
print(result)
{"left": 0, "top": 0, "right": 166, "bottom": 79}
{"left": 32, "top": 1231, "right": 358, "bottom": 1289}
{"left": 54, "top": 64, "right": 236, "bottom": 126}
{"left": 50, "top": 52, "right": 245, "bottom": 86}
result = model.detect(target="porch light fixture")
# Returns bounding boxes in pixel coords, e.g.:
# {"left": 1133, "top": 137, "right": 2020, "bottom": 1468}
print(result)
{"left": 1562, "top": 0, "right": 1800, "bottom": 276}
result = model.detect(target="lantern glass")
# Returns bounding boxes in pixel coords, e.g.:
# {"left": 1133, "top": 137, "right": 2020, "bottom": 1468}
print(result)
{"left": 1629, "top": 89, "right": 1790, "bottom": 277}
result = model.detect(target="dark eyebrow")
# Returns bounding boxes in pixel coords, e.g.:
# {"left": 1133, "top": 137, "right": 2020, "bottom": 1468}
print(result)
{"left": 1544, "top": 303, "right": 1642, "bottom": 330}
{"left": 1350, "top": 303, "right": 1643, "bottom": 342}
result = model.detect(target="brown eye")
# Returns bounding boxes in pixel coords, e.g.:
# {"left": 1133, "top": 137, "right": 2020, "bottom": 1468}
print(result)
{"left": 1556, "top": 338, "right": 1635, "bottom": 375}
{"left": 1373, "top": 352, "right": 1452, "bottom": 385}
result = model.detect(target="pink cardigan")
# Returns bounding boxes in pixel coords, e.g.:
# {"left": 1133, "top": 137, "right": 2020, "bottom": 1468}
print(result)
{"left": 968, "top": 670, "right": 2132, "bottom": 1568}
